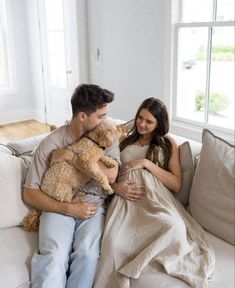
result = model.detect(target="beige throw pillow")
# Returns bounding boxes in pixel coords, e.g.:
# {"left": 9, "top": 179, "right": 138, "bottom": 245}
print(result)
{"left": 176, "top": 141, "right": 194, "bottom": 206}
{"left": 189, "top": 129, "right": 235, "bottom": 245}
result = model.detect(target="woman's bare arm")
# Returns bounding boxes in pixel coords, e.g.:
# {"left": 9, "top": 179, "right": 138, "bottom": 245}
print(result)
{"left": 120, "top": 137, "right": 182, "bottom": 193}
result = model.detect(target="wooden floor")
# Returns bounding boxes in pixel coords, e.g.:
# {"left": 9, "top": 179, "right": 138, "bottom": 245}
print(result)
{"left": 0, "top": 120, "right": 51, "bottom": 144}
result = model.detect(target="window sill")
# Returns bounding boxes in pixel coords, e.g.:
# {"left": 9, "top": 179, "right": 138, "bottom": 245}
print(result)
{"left": 170, "top": 120, "right": 234, "bottom": 145}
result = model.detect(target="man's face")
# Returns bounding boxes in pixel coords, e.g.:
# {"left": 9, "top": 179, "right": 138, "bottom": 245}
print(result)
{"left": 83, "top": 105, "right": 108, "bottom": 132}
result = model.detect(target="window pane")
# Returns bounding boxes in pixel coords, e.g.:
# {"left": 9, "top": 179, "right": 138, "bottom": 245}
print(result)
{"left": 208, "top": 27, "right": 234, "bottom": 129}
{"left": 176, "top": 28, "right": 208, "bottom": 122}
{"left": 216, "top": 0, "right": 235, "bottom": 21}
{"left": 181, "top": 0, "right": 213, "bottom": 22}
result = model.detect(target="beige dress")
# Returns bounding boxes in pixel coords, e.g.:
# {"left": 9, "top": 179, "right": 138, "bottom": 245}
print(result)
{"left": 94, "top": 145, "right": 215, "bottom": 288}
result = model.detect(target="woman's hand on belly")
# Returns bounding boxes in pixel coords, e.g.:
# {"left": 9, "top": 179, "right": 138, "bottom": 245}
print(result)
{"left": 111, "top": 181, "right": 146, "bottom": 201}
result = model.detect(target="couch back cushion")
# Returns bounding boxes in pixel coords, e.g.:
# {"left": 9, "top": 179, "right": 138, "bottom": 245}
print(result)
{"left": 175, "top": 141, "right": 194, "bottom": 206}
{"left": 7, "top": 133, "right": 48, "bottom": 156}
{"left": 0, "top": 152, "right": 32, "bottom": 228}
{"left": 189, "top": 129, "right": 235, "bottom": 245}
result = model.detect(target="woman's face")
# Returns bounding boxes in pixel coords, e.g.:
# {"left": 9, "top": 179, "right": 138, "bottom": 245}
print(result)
{"left": 136, "top": 108, "right": 157, "bottom": 136}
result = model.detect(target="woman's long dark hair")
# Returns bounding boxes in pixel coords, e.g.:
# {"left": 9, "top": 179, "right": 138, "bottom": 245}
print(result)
{"left": 120, "top": 98, "right": 172, "bottom": 170}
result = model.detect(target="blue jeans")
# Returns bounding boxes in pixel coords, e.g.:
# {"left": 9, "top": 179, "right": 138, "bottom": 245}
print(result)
{"left": 31, "top": 207, "right": 105, "bottom": 288}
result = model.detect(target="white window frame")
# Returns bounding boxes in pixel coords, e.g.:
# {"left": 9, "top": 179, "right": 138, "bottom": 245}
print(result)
{"left": 0, "top": 0, "right": 16, "bottom": 94}
{"left": 165, "top": 0, "right": 235, "bottom": 143}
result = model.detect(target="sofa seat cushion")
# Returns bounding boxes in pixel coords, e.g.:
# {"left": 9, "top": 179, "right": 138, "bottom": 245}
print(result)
{"left": 0, "top": 227, "right": 38, "bottom": 288}
{"left": 131, "top": 231, "right": 234, "bottom": 288}
{"left": 206, "top": 232, "right": 235, "bottom": 288}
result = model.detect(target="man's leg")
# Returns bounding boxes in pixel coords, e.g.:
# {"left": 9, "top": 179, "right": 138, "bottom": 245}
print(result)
{"left": 31, "top": 212, "right": 75, "bottom": 288}
{"left": 66, "top": 207, "right": 105, "bottom": 288}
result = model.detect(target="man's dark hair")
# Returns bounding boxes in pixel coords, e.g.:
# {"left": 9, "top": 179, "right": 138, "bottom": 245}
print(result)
{"left": 71, "top": 84, "right": 114, "bottom": 117}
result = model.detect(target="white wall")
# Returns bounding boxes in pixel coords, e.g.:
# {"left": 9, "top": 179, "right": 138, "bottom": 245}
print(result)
{"left": 0, "top": 0, "right": 44, "bottom": 124}
{"left": 0, "top": 0, "right": 31, "bottom": 123}
{"left": 86, "top": 0, "right": 166, "bottom": 121}
{"left": 0, "top": 0, "right": 167, "bottom": 125}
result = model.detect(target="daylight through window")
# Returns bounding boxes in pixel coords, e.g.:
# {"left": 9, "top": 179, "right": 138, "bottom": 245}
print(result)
{"left": 174, "top": 0, "right": 234, "bottom": 132}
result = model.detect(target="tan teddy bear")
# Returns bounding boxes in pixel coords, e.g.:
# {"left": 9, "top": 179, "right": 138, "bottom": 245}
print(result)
{"left": 22, "top": 119, "right": 125, "bottom": 231}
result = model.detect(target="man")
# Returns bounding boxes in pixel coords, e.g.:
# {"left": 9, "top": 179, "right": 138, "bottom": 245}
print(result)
{"left": 23, "top": 84, "right": 119, "bottom": 288}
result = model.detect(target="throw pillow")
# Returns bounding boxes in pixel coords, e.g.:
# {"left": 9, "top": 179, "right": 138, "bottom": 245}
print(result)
{"left": 0, "top": 153, "right": 31, "bottom": 228}
{"left": 189, "top": 129, "right": 235, "bottom": 245}
{"left": 175, "top": 141, "right": 194, "bottom": 206}
{"left": 7, "top": 133, "right": 48, "bottom": 156}
{"left": 0, "top": 143, "right": 14, "bottom": 154}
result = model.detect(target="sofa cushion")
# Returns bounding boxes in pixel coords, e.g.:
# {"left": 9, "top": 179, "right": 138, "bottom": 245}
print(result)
{"left": 131, "top": 231, "right": 234, "bottom": 288}
{"left": 0, "top": 227, "right": 38, "bottom": 288}
{"left": 189, "top": 129, "right": 235, "bottom": 245}
{"left": 0, "top": 143, "right": 14, "bottom": 154}
{"left": 7, "top": 133, "right": 48, "bottom": 156}
{"left": 0, "top": 152, "right": 31, "bottom": 228}
{"left": 175, "top": 141, "right": 194, "bottom": 206}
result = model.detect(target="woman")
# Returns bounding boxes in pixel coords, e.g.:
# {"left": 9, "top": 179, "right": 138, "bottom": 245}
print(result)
{"left": 93, "top": 98, "right": 215, "bottom": 288}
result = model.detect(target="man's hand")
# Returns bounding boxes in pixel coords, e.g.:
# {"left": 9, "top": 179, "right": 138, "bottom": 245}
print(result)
{"left": 68, "top": 200, "right": 98, "bottom": 219}
{"left": 23, "top": 187, "right": 98, "bottom": 219}
{"left": 50, "top": 148, "right": 74, "bottom": 165}
{"left": 112, "top": 181, "right": 146, "bottom": 201}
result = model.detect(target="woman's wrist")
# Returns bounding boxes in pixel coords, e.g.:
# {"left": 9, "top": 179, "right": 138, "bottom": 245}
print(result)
{"left": 144, "top": 159, "right": 150, "bottom": 169}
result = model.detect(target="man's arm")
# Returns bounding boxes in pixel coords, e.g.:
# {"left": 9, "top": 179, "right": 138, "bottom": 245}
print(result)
{"left": 22, "top": 187, "right": 98, "bottom": 219}
{"left": 23, "top": 162, "right": 118, "bottom": 217}
{"left": 23, "top": 144, "right": 119, "bottom": 217}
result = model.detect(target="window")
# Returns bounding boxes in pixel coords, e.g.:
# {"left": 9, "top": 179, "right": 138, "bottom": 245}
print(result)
{"left": 173, "top": 0, "right": 234, "bottom": 133}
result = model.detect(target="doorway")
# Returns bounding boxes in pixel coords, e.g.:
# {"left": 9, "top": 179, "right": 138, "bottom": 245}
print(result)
{"left": 38, "top": 0, "right": 87, "bottom": 126}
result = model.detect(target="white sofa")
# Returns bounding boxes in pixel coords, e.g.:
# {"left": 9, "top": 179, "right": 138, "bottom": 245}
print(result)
{"left": 0, "top": 129, "right": 234, "bottom": 288}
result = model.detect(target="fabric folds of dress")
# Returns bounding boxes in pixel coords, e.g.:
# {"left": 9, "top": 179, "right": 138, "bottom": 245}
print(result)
{"left": 94, "top": 145, "right": 215, "bottom": 288}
